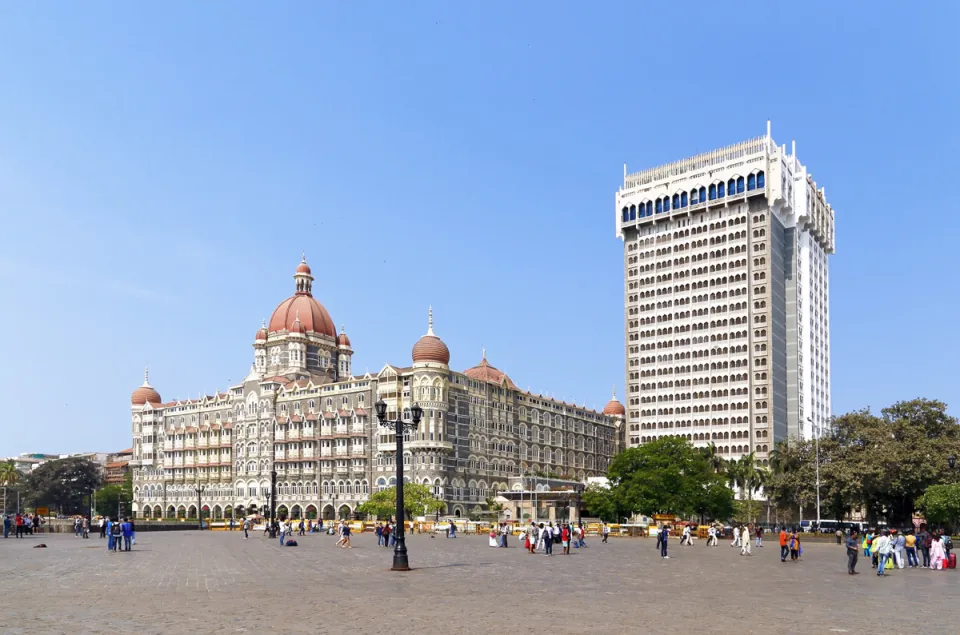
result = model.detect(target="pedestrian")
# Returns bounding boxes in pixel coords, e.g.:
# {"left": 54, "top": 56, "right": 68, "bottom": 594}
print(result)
{"left": 341, "top": 522, "right": 352, "bottom": 549}
{"left": 905, "top": 530, "right": 918, "bottom": 567}
{"left": 121, "top": 518, "right": 133, "bottom": 551}
{"left": 543, "top": 522, "right": 554, "bottom": 556}
{"left": 243, "top": 518, "right": 249, "bottom": 539}
{"left": 552, "top": 522, "right": 561, "bottom": 550}
{"left": 109, "top": 517, "right": 122, "bottom": 552}
{"left": 279, "top": 520, "right": 287, "bottom": 546}
{"left": 789, "top": 528, "right": 800, "bottom": 561}
{"left": 383, "top": 522, "right": 392, "bottom": 547}
{"left": 82, "top": 516, "right": 90, "bottom": 539}
{"left": 930, "top": 532, "right": 947, "bottom": 570}
{"left": 655, "top": 524, "right": 663, "bottom": 551}
{"left": 893, "top": 530, "right": 906, "bottom": 569}
{"left": 561, "top": 524, "right": 570, "bottom": 554}
{"left": 755, "top": 525, "right": 763, "bottom": 548}
{"left": 3, "top": 515, "right": 9, "bottom": 539}
{"left": 99, "top": 516, "right": 106, "bottom": 539}
{"left": 16, "top": 514, "right": 24, "bottom": 538}
{"left": 874, "top": 529, "right": 892, "bottom": 576}
{"left": 846, "top": 529, "right": 860, "bottom": 575}
{"left": 731, "top": 525, "right": 741, "bottom": 548}
{"left": 448, "top": 520, "right": 456, "bottom": 538}
{"left": 680, "top": 525, "right": 690, "bottom": 546}
{"left": 375, "top": 523, "right": 384, "bottom": 546}
{"left": 918, "top": 525, "right": 932, "bottom": 568}
{"left": 779, "top": 526, "right": 789, "bottom": 562}
{"left": 706, "top": 525, "right": 717, "bottom": 546}
{"left": 836, "top": 528, "right": 843, "bottom": 545}
{"left": 740, "top": 525, "right": 753, "bottom": 556}
{"left": 660, "top": 525, "right": 670, "bottom": 559}
{"left": 601, "top": 522, "right": 610, "bottom": 543}
{"left": 298, "top": 519, "right": 305, "bottom": 536}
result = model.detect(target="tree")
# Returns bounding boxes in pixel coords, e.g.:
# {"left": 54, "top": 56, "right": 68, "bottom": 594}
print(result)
{"left": 581, "top": 484, "right": 618, "bottom": 522}
{"left": 920, "top": 484, "right": 960, "bottom": 530}
{"left": 607, "top": 437, "right": 733, "bottom": 520}
{"left": 94, "top": 473, "right": 133, "bottom": 518}
{"left": 726, "top": 453, "right": 767, "bottom": 523}
{"left": 20, "top": 458, "right": 101, "bottom": 515}
{"left": 356, "top": 483, "right": 444, "bottom": 520}
{"left": 0, "top": 459, "right": 22, "bottom": 486}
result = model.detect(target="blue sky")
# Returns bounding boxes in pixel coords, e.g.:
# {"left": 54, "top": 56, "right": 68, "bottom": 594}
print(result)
{"left": 1, "top": 2, "right": 957, "bottom": 457}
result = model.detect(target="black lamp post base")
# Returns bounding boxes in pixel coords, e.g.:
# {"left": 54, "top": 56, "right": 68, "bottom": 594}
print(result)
{"left": 392, "top": 540, "right": 410, "bottom": 571}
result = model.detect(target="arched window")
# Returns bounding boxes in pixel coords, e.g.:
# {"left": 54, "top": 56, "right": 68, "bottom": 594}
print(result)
{"left": 747, "top": 174, "right": 756, "bottom": 190}
{"left": 672, "top": 194, "right": 680, "bottom": 209}
{"left": 656, "top": 198, "right": 663, "bottom": 214}
{"left": 698, "top": 186, "right": 706, "bottom": 202}
{"left": 756, "top": 171, "right": 765, "bottom": 188}
{"left": 718, "top": 182, "right": 725, "bottom": 197}
{"left": 622, "top": 207, "right": 629, "bottom": 222}
{"left": 629, "top": 204, "right": 636, "bottom": 220}
{"left": 709, "top": 184, "right": 717, "bottom": 200}
{"left": 727, "top": 179, "right": 736, "bottom": 195}
{"left": 736, "top": 177, "right": 744, "bottom": 193}
{"left": 645, "top": 201, "right": 653, "bottom": 216}
{"left": 664, "top": 197, "right": 671, "bottom": 212}
{"left": 680, "top": 192, "right": 688, "bottom": 207}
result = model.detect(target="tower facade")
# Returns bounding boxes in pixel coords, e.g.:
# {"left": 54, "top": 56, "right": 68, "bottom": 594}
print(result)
{"left": 615, "top": 125, "right": 835, "bottom": 464}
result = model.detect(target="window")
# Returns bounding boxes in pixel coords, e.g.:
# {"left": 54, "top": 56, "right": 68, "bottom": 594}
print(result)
{"left": 727, "top": 179, "right": 736, "bottom": 195}
{"left": 718, "top": 182, "right": 725, "bottom": 197}
{"left": 672, "top": 194, "right": 680, "bottom": 209}
{"left": 622, "top": 207, "right": 629, "bottom": 222}
{"left": 656, "top": 199, "right": 663, "bottom": 214}
{"left": 664, "top": 197, "right": 671, "bottom": 212}
{"left": 756, "top": 171, "right": 765, "bottom": 188}
{"left": 629, "top": 204, "right": 637, "bottom": 220}
{"left": 709, "top": 184, "right": 717, "bottom": 200}
{"left": 747, "top": 174, "right": 756, "bottom": 190}
{"left": 698, "top": 186, "right": 706, "bottom": 202}
{"left": 680, "top": 192, "right": 688, "bottom": 207}
{"left": 645, "top": 201, "right": 653, "bottom": 216}
{"left": 736, "top": 177, "right": 744, "bottom": 193}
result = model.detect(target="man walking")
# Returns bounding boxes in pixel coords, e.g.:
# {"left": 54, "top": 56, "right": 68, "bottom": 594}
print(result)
{"left": 731, "top": 525, "right": 741, "bottom": 548}
{"left": 893, "top": 531, "right": 906, "bottom": 569}
{"left": 121, "top": 518, "right": 133, "bottom": 551}
{"left": 242, "top": 518, "right": 249, "bottom": 539}
{"left": 918, "top": 525, "right": 931, "bottom": 568}
{"left": 874, "top": 530, "right": 892, "bottom": 576}
{"left": 660, "top": 525, "right": 670, "bottom": 559}
{"left": 3, "top": 515, "right": 9, "bottom": 539}
{"left": 99, "top": 516, "right": 107, "bottom": 539}
{"left": 846, "top": 529, "right": 860, "bottom": 575}
{"left": 755, "top": 526, "right": 763, "bottom": 548}
{"left": 601, "top": 522, "right": 610, "bottom": 544}
{"left": 779, "top": 526, "right": 789, "bottom": 562}
{"left": 740, "top": 525, "right": 753, "bottom": 556}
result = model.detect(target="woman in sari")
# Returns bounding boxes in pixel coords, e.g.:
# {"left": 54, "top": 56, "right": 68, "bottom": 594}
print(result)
{"left": 930, "top": 533, "right": 947, "bottom": 570}
{"left": 489, "top": 527, "right": 499, "bottom": 548}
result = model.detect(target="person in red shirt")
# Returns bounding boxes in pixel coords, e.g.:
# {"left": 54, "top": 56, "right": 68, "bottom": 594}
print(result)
{"left": 15, "top": 513, "right": 23, "bottom": 538}
{"left": 561, "top": 524, "right": 571, "bottom": 555}
{"left": 779, "top": 528, "right": 789, "bottom": 562}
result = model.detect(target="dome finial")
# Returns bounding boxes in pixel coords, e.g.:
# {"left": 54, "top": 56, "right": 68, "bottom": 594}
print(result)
{"left": 482, "top": 347, "right": 486, "bottom": 360}
{"left": 341, "top": 324, "right": 345, "bottom": 334}
{"left": 427, "top": 305, "right": 435, "bottom": 336}
{"left": 144, "top": 367, "right": 150, "bottom": 386}
{"left": 301, "top": 251, "right": 306, "bottom": 263}
{"left": 612, "top": 385, "right": 617, "bottom": 399}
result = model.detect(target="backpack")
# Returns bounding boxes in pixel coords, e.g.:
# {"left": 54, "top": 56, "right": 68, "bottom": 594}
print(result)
{"left": 111, "top": 524, "right": 121, "bottom": 537}
{"left": 285, "top": 540, "right": 298, "bottom": 547}
{"left": 944, "top": 536, "right": 954, "bottom": 550}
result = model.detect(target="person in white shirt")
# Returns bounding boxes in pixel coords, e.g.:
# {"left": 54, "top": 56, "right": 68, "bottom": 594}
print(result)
{"left": 874, "top": 530, "right": 893, "bottom": 576}
{"left": 707, "top": 525, "right": 717, "bottom": 546}
{"left": 278, "top": 520, "right": 287, "bottom": 545}
{"left": 740, "top": 525, "right": 752, "bottom": 556}
{"left": 731, "top": 526, "right": 741, "bottom": 547}
{"left": 680, "top": 525, "right": 691, "bottom": 546}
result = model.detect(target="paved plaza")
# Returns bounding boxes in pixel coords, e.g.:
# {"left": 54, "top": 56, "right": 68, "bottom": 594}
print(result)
{"left": 2, "top": 530, "right": 958, "bottom": 634}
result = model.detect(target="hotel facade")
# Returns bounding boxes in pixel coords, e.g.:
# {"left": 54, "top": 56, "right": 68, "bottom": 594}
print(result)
{"left": 616, "top": 124, "right": 835, "bottom": 465}
{"left": 130, "top": 259, "right": 623, "bottom": 521}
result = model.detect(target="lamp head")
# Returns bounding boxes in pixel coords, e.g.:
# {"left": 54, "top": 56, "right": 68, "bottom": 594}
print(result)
{"left": 411, "top": 403, "right": 423, "bottom": 425}
{"left": 375, "top": 398, "right": 388, "bottom": 422}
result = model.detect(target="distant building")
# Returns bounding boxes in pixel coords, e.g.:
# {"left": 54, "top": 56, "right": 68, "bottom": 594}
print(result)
{"left": 104, "top": 449, "right": 133, "bottom": 485}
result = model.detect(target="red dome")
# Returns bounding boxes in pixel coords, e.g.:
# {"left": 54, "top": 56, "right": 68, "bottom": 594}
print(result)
{"left": 296, "top": 261, "right": 312, "bottom": 274}
{"left": 132, "top": 370, "right": 161, "bottom": 406}
{"left": 338, "top": 326, "right": 351, "bottom": 348}
{"left": 268, "top": 295, "right": 335, "bottom": 338}
{"left": 255, "top": 323, "right": 268, "bottom": 341}
{"left": 603, "top": 399, "right": 626, "bottom": 416}
{"left": 464, "top": 352, "right": 516, "bottom": 388}
{"left": 412, "top": 334, "right": 450, "bottom": 365}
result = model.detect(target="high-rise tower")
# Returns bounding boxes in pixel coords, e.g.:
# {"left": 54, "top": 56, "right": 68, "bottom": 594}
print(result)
{"left": 615, "top": 124, "right": 835, "bottom": 465}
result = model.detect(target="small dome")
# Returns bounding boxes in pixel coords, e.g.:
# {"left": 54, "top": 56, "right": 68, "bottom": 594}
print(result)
{"left": 464, "top": 350, "right": 516, "bottom": 389}
{"left": 132, "top": 369, "right": 162, "bottom": 406}
{"left": 296, "top": 261, "right": 312, "bottom": 274}
{"left": 411, "top": 306, "right": 450, "bottom": 365}
{"left": 603, "top": 387, "right": 626, "bottom": 416}
{"left": 337, "top": 325, "right": 351, "bottom": 348}
{"left": 255, "top": 319, "right": 268, "bottom": 341}
{"left": 289, "top": 311, "right": 306, "bottom": 335}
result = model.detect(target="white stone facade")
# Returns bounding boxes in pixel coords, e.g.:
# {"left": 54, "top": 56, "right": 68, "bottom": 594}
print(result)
{"left": 615, "top": 124, "right": 835, "bottom": 464}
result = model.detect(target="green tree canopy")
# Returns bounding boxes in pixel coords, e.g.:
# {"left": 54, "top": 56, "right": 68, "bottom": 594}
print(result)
{"left": 0, "top": 459, "right": 23, "bottom": 486}
{"left": 94, "top": 473, "right": 133, "bottom": 518}
{"left": 581, "top": 485, "right": 618, "bottom": 522}
{"left": 765, "top": 399, "right": 960, "bottom": 525}
{"left": 920, "top": 484, "right": 960, "bottom": 529}
{"left": 356, "top": 483, "right": 444, "bottom": 520}
{"left": 21, "top": 457, "right": 101, "bottom": 515}
{"left": 607, "top": 437, "right": 733, "bottom": 520}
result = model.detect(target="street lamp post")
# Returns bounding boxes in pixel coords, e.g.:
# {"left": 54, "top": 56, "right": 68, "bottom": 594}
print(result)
{"left": 194, "top": 484, "right": 206, "bottom": 529}
{"left": 807, "top": 417, "right": 820, "bottom": 532}
{"left": 574, "top": 483, "right": 584, "bottom": 524}
{"left": 375, "top": 398, "right": 423, "bottom": 572}
{"left": 270, "top": 470, "right": 277, "bottom": 538}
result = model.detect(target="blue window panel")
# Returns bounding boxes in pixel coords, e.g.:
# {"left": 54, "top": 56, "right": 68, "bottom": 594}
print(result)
{"left": 664, "top": 198, "right": 671, "bottom": 212}
{"left": 728, "top": 179, "right": 736, "bottom": 195}
{"left": 718, "top": 182, "right": 725, "bottom": 197}
{"left": 681, "top": 192, "right": 688, "bottom": 207}
{"left": 709, "top": 184, "right": 717, "bottom": 200}
{"left": 689, "top": 190, "right": 697, "bottom": 204}
{"left": 747, "top": 174, "right": 756, "bottom": 190}
{"left": 622, "top": 207, "right": 629, "bottom": 222}
{"left": 646, "top": 201, "right": 653, "bottom": 216}
{"left": 672, "top": 194, "right": 679, "bottom": 209}
{"left": 736, "top": 177, "right": 745, "bottom": 193}
{"left": 629, "top": 205, "right": 636, "bottom": 220}
{"left": 757, "top": 171, "right": 765, "bottom": 188}
{"left": 698, "top": 186, "right": 706, "bottom": 202}
{"left": 656, "top": 199, "right": 663, "bottom": 214}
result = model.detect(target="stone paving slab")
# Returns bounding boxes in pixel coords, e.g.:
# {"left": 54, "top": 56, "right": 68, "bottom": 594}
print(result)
{"left": 1, "top": 531, "right": 957, "bottom": 635}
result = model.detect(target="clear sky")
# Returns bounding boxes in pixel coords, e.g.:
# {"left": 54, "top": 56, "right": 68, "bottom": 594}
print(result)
{"left": 1, "top": 2, "right": 957, "bottom": 457}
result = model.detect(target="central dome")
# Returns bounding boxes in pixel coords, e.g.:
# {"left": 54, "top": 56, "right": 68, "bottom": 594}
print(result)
{"left": 267, "top": 257, "right": 337, "bottom": 338}
{"left": 464, "top": 350, "right": 516, "bottom": 388}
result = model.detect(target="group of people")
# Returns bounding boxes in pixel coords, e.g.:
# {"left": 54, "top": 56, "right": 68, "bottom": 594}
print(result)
{"left": 104, "top": 517, "right": 135, "bottom": 552}
{"left": 72, "top": 516, "right": 91, "bottom": 538}
{"left": 375, "top": 521, "right": 397, "bottom": 547}
{"left": 2, "top": 513, "right": 43, "bottom": 538}
{"left": 846, "top": 525, "right": 954, "bottom": 575}
{"left": 488, "top": 523, "right": 511, "bottom": 547}
{"left": 519, "top": 520, "right": 588, "bottom": 555}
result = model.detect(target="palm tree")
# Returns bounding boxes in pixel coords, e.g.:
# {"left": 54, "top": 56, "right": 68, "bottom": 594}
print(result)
{"left": 736, "top": 453, "right": 768, "bottom": 524}
{"left": 705, "top": 443, "right": 727, "bottom": 474}
{"left": 0, "top": 459, "right": 21, "bottom": 486}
